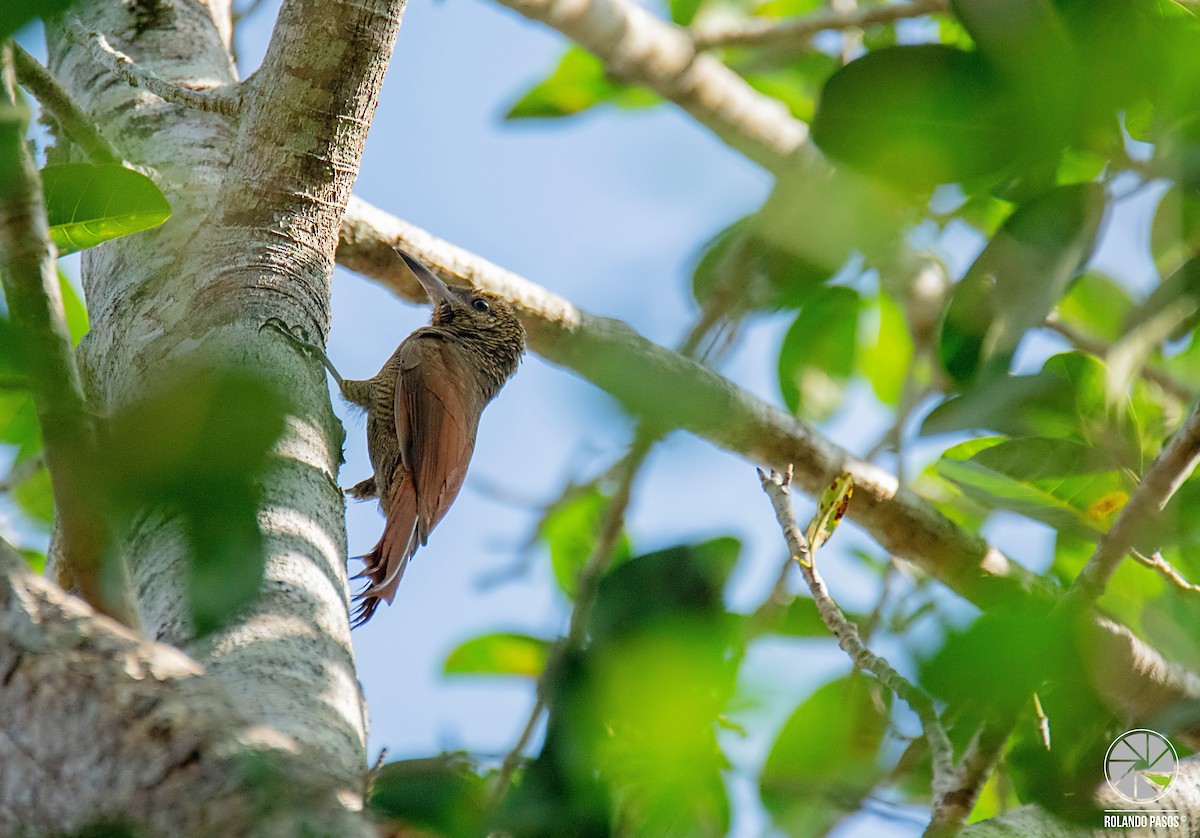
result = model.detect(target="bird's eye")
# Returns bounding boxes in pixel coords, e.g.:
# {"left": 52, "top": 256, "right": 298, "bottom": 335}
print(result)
{"left": 472, "top": 298, "right": 491, "bottom": 313}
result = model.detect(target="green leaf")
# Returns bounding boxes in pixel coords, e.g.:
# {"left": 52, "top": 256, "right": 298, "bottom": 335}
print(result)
{"left": 811, "top": 45, "right": 1026, "bottom": 189}
{"left": 761, "top": 675, "right": 890, "bottom": 836}
{"left": 1054, "top": 273, "right": 1132, "bottom": 343}
{"left": 100, "top": 370, "right": 287, "bottom": 635}
{"left": 938, "top": 183, "right": 1106, "bottom": 387}
{"left": 1, "top": 0, "right": 79, "bottom": 41}
{"left": 505, "top": 47, "right": 659, "bottom": 120}
{"left": 539, "top": 486, "right": 632, "bottom": 598}
{"left": 805, "top": 472, "right": 853, "bottom": 555}
{"left": 369, "top": 754, "right": 485, "bottom": 838}
{"left": 778, "top": 287, "right": 859, "bottom": 421}
{"left": 860, "top": 290, "right": 914, "bottom": 406}
{"left": 443, "top": 632, "right": 549, "bottom": 678}
{"left": 58, "top": 269, "right": 89, "bottom": 344}
{"left": 935, "top": 436, "right": 1134, "bottom": 539}
{"left": 1151, "top": 185, "right": 1200, "bottom": 277}
{"left": 41, "top": 164, "right": 172, "bottom": 255}
{"left": 11, "top": 457, "right": 53, "bottom": 525}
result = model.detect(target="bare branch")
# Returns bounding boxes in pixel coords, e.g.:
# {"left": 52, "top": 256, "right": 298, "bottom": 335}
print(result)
{"left": 1071, "top": 400, "right": 1200, "bottom": 600}
{"left": 924, "top": 722, "right": 1008, "bottom": 838}
{"left": 63, "top": 19, "right": 241, "bottom": 117}
{"left": 1132, "top": 549, "right": 1200, "bottom": 596}
{"left": 491, "top": 0, "right": 808, "bottom": 173}
{"left": 11, "top": 44, "right": 122, "bottom": 164}
{"left": 336, "top": 197, "right": 1200, "bottom": 730}
{"left": 757, "top": 467, "right": 956, "bottom": 789}
{"left": 0, "top": 46, "right": 136, "bottom": 627}
{"left": 693, "top": 0, "right": 948, "bottom": 51}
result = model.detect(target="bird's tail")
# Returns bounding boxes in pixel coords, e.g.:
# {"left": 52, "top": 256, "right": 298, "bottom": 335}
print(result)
{"left": 351, "top": 472, "right": 420, "bottom": 627}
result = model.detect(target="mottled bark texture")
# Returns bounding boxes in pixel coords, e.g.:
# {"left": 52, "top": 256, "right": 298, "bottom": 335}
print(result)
{"left": 0, "top": 0, "right": 403, "bottom": 830}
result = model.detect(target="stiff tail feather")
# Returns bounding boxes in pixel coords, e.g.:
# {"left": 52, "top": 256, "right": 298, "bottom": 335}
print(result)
{"left": 350, "top": 473, "right": 421, "bottom": 628}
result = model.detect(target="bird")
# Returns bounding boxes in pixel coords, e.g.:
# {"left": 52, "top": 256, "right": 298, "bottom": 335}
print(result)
{"left": 266, "top": 249, "right": 525, "bottom": 626}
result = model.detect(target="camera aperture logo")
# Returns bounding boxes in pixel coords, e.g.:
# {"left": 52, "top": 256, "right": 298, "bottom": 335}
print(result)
{"left": 1102, "top": 729, "right": 1180, "bottom": 831}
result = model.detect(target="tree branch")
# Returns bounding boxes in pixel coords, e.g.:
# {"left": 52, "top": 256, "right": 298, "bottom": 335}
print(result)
{"left": 63, "top": 18, "right": 241, "bottom": 117}
{"left": 693, "top": 0, "right": 949, "bottom": 51}
{"left": 1071, "top": 400, "right": 1200, "bottom": 600}
{"left": 335, "top": 197, "right": 1200, "bottom": 730}
{"left": 0, "top": 45, "right": 136, "bottom": 627}
{"left": 0, "top": 540, "right": 372, "bottom": 836}
{"left": 757, "top": 467, "right": 956, "bottom": 793}
{"left": 10, "top": 44, "right": 122, "bottom": 164}
{"left": 490, "top": 0, "right": 808, "bottom": 173}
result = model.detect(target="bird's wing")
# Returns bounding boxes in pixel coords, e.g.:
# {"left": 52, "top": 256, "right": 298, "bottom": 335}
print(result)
{"left": 352, "top": 335, "right": 481, "bottom": 625}
{"left": 395, "top": 333, "right": 482, "bottom": 542}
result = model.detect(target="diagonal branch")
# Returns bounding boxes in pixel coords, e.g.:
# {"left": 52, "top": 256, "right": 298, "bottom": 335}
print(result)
{"left": 693, "top": 0, "right": 949, "bottom": 51}
{"left": 491, "top": 0, "right": 809, "bottom": 173}
{"left": 1071, "top": 400, "right": 1200, "bottom": 600}
{"left": 11, "top": 44, "right": 122, "bottom": 164}
{"left": 757, "top": 466, "right": 955, "bottom": 789}
{"left": 335, "top": 196, "right": 1200, "bottom": 729}
{"left": 63, "top": 19, "right": 241, "bottom": 117}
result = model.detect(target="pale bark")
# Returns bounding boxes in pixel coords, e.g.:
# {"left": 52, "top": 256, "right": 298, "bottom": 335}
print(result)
{"left": 0, "top": 0, "right": 402, "bottom": 829}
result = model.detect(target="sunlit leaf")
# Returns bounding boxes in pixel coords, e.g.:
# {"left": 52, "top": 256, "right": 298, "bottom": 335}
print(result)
{"left": 860, "top": 290, "right": 913, "bottom": 406}
{"left": 1054, "top": 273, "right": 1132, "bottom": 343}
{"left": 761, "top": 675, "right": 890, "bottom": 836}
{"left": 812, "top": 45, "right": 1028, "bottom": 189}
{"left": 778, "top": 287, "right": 859, "bottom": 422}
{"left": 443, "top": 632, "right": 549, "bottom": 678}
{"left": 505, "top": 47, "right": 659, "bottom": 120}
{"left": 1151, "top": 185, "right": 1200, "bottom": 276}
{"left": 939, "top": 183, "right": 1106, "bottom": 387}
{"left": 58, "top": 269, "right": 89, "bottom": 345}
{"left": 540, "top": 486, "right": 632, "bottom": 598}
{"left": 805, "top": 472, "right": 853, "bottom": 555}
{"left": 935, "top": 436, "right": 1134, "bottom": 539}
{"left": 41, "top": 164, "right": 172, "bottom": 255}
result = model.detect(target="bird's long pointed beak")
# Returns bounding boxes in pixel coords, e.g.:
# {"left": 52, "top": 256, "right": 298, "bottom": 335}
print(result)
{"left": 395, "top": 248, "right": 460, "bottom": 308}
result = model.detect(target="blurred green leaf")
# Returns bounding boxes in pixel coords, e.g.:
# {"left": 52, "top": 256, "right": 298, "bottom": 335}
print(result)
{"left": 1, "top": 0, "right": 79, "bottom": 41}
{"left": 812, "top": 45, "right": 1027, "bottom": 190}
{"left": 935, "top": 436, "right": 1134, "bottom": 539}
{"left": 860, "top": 290, "right": 914, "bottom": 406}
{"left": 939, "top": 183, "right": 1105, "bottom": 387}
{"left": 764, "top": 595, "right": 868, "bottom": 638}
{"left": 590, "top": 537, "right": 739, "bottom": 643}
{"left": 41, "top": 164, "right": 172, "bottom": 255}
{"left": 668, "top": 0, "right": 703, "bottom": 26}
{"left": 11, "top": 457, "right": 52, "bottom": 524}
{"left": 778, "top": 287, "right": 859, "bottom": 422}
{"left": 58, "top": 269, "right": 89, "bottom": 345}
{"left": 761, "top": 675, "right": 890, "bottom": 836}
{"left": 1054, "top": 273, "right": 1132, "bottom": 343}
{"left": 443, "top": 632, "right": 550, "bottom": 678}
{"left": 922, "top": 352, "right": 1154, "bottom": 469}
{"left": 506, "top": 47, "right": 659, "bottom": 120}
{"left": 752, "top": 0, "right": 821, "bottom": 18}
{"left": 369, "top": 754, "right": 485, "bottom": 838}
{"left": 100, "top": 370, "right": 287, "bottom": 635}
{"left": 540, "top": 486, "right": 632, "bottom": 598}
{"left": 0, "top": 391, "right": 40, "bottom": 455}
{"left": 921, "top": 604, "right": 1070, "bottom": 717}
{"left": 1151, "top": 185, "right": 1200, "bottom": 277}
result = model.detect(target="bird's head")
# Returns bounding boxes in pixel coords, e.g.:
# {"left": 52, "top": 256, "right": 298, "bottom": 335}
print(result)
{"left": 396, "top": 249, "right": 526, "bottom": 378}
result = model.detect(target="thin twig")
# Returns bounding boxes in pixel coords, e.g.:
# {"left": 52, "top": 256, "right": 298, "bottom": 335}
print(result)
{"left": 693, "top": 0, "right": 948, "bottom": 51}
{"left": 757, "top": 466, "right": 955, "bottom": 786}
{"left": 64, "top": 19, "right": 241, "bottom": 117}
{"left": 924, "top": 721, "right": 1008, "bottom": 838}
{"left": 1071, "top": 400, "right": 1200, "bottom": 601}
{"left": 1132, "top": 549, "right": 1200, "bottom": 595}
{"left": 1044, "top": 314, "right": 1194, "bottom": 402}
{"left": 11, "top": 44, "right": 122, "bottom": 164}
{"left": 488, "top": 433, "right": 654, "bottom": 806}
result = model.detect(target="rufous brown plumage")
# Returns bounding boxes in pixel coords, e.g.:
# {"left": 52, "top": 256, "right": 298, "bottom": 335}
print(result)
{"left": 267, "top": 250, "right": 525, "bottom": 626}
